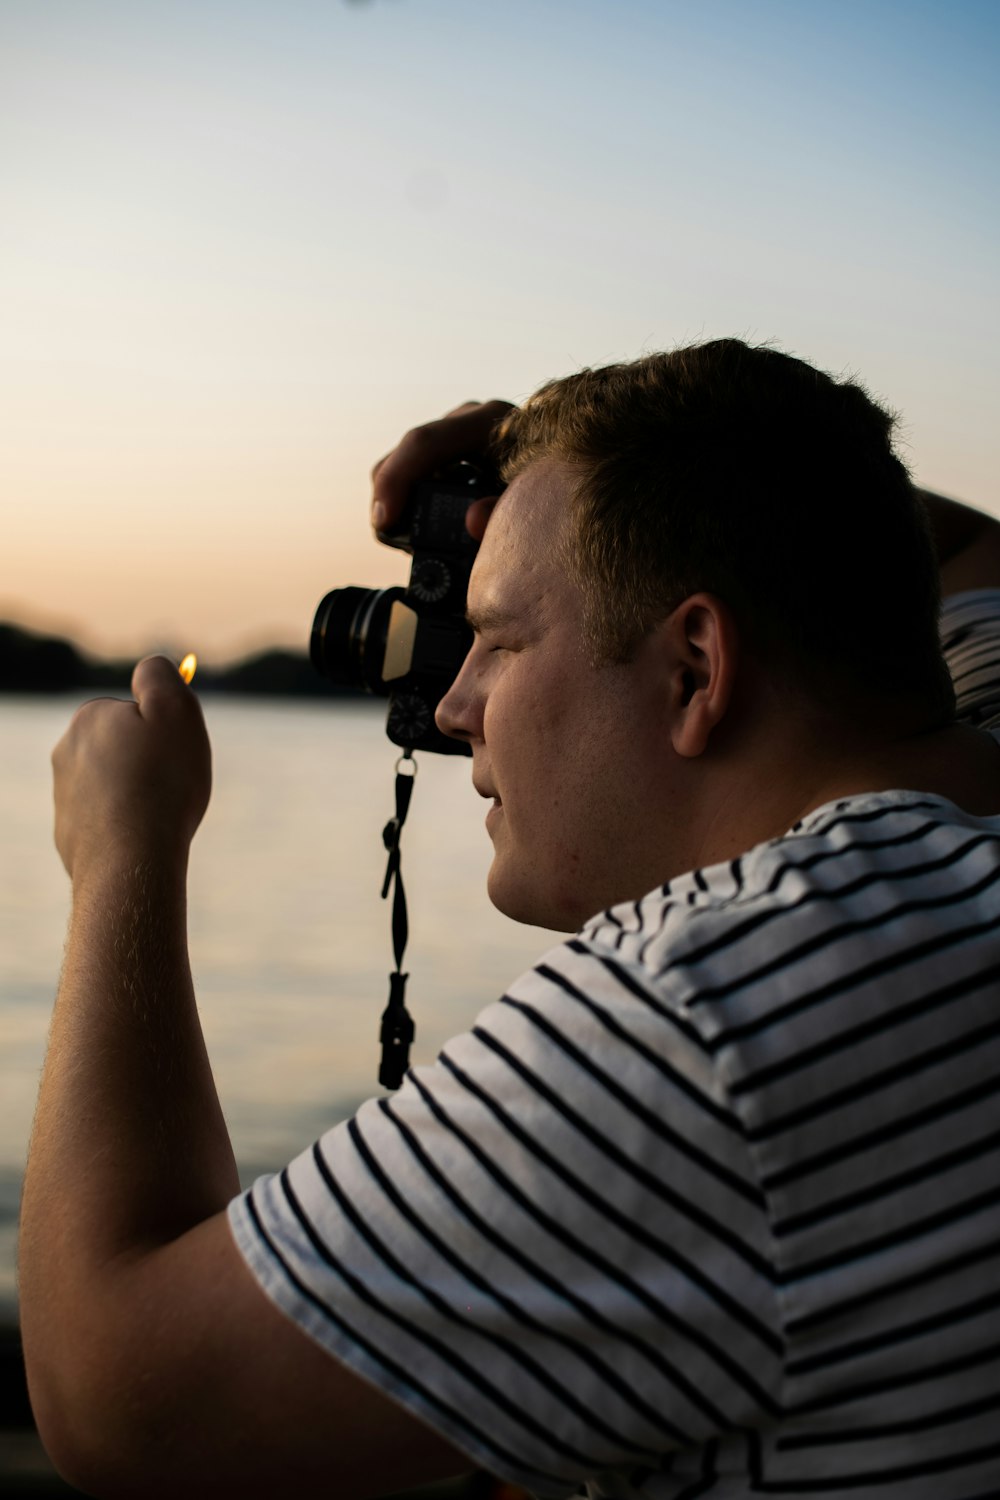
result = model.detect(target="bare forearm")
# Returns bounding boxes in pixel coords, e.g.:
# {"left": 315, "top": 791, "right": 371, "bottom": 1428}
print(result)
{"left": 20, "top": 857, "right": 237, "bottom": 1354}
{"left": 918, "top": 489, "right": 991, "bottom": 561}
{"left": 916, "top": 489, "right": 1000, "bottom": 595}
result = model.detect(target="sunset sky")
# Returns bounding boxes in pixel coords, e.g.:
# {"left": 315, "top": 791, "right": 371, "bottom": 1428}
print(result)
{"left": 3, "top": 0, "right": 998, "bottom": 664}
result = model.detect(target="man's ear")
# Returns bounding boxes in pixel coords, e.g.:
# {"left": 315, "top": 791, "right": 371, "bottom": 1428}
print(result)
{"left": 664, "top": 593, "right": 740, "bottom": 759}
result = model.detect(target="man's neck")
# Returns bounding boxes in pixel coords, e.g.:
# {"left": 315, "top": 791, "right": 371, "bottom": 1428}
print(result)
{"left": 691, "top": 720, "right": 1000, "bottom": 875}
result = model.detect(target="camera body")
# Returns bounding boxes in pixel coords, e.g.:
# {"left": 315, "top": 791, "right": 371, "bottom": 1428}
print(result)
{"left": 311, "top": 462, "right": 496, "bottom": 754}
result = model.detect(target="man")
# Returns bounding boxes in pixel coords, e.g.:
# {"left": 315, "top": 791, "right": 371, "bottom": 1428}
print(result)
{"left": 20, "top": 341, "right": 1000, "bottom": 1497}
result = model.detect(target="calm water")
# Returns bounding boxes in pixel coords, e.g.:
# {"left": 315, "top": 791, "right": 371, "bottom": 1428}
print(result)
{"left": 0, "top": 695, "right": 558, "bottom": 1315}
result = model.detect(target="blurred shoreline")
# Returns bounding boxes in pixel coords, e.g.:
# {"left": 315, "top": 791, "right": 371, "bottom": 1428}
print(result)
{"left": 0, "top": 620, "right": 364, "bottom": 699}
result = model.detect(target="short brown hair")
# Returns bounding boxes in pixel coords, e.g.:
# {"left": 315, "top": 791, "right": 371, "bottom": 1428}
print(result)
{"left": 493, "top": 339, "right": 954, "bottom": 720}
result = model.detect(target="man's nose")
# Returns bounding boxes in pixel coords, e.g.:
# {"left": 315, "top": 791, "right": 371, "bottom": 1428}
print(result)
{"left": 435, "top": 660, "right": 481, "bottom": 744}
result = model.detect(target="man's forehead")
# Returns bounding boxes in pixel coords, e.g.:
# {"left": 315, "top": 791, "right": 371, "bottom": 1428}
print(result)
{"left": 482, "top": 458, "right": 575, "bottom": 562}
{"left": 467, "top": 460, "right": 575, "bottom": 624}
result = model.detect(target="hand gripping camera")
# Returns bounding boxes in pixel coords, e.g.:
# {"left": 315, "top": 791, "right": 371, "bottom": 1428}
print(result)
{"left": 311, "top": 462, "right": 497, "bottom": 754}
{"left": 311, "top": 462, "right": 498, "bottom": 1088}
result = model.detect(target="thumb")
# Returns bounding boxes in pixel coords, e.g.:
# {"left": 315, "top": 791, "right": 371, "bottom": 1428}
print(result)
{"left": 131, "top": 655, "right": 192, "bottom": 718}
{"left": 466, "top": 495, "right": 500, "bottom": 541}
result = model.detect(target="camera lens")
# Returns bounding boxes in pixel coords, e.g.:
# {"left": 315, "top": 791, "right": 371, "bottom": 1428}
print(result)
{"left": 311, "top": 586, "right": 405, "bottom": 694}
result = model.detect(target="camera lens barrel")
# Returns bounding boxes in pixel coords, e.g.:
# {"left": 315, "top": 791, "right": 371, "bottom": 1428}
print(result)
{"left": 312, "top": 462, "right": 498, "bottom": 752}
{"left": 311, "top": 586, "right": 404, "bottom": 694}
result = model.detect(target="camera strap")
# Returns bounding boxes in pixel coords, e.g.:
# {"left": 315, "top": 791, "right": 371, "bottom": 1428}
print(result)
{"left": 378, "top": 751, "right": 417, "bottom": 1088}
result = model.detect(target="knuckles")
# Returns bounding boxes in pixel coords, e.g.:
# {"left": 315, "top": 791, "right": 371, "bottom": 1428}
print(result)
{"left": 404, "top": 422, "right": 438, "bottom": 453}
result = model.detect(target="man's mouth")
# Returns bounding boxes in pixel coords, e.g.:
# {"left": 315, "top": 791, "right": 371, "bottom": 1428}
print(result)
{"left": 474, "top": 781, "right": 503, "bottom": 827}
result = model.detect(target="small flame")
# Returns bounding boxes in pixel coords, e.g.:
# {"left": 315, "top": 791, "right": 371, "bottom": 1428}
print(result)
{"left": 178, "top": 653, "right": 198, "bottom": 685}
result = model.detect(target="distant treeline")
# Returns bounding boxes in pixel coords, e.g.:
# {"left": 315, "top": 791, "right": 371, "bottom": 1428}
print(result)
{"left": 0, "top": 622, "right": 365, "bottom": 698}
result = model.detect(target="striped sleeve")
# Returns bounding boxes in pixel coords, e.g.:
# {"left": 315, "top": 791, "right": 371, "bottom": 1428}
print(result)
{"left": 940, "top": 588, "right": 1000, "bottom": 729}
{"left": 228, "top": 940, "right": 783, "bottom": 1497}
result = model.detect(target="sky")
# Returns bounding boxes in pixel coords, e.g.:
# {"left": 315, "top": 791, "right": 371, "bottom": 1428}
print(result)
{"left": 2, "top": 0, "right": 998, "bottom": 664}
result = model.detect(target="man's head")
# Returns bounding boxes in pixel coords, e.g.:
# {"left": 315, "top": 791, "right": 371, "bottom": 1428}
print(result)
{"left": 492, "top": 338, "right": 954, "bottom": 718}
{"left": 437, "top": 339, "right": 957, "bottom": 930}
{"left": 438, "top": 461, "right": 717, "bottom": 929}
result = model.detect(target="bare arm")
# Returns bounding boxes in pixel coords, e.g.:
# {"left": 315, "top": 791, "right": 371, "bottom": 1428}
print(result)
{"left": 919, "top": 489, "right": 1000, "bottom": 596}
{"left": 19, "top": 658, "right": 469, "bottom": 1497}
{"left": 20, "top": 662, "right": 229, "bottom": 1303}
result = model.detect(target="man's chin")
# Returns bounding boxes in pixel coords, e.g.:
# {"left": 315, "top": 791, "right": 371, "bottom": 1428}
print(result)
{"left": 486, "top": 862, "right": 581, "bottom": 934}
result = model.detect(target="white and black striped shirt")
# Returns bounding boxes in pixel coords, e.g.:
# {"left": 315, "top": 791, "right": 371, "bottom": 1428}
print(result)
{"left": 229, "top": 589, "right": 1000, "bottom": 1499}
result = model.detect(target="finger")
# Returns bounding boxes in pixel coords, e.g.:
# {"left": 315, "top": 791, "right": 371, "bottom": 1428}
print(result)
{"left": 131, "top": 655, "right": 191, "bottom": 717}
{"left": 372, "top": 421, "right": 467, "bottom": 530}
{"left": 441, "top": 400, "right": 488, "bottom": 418}
{"left": 54, "top": 694, "right": 127, "bottom": 753}
{"left": 371, "top": 399, "right": 514, "bottom": 531}
{"left": 466, "top": 495, "right": 501, "bottom": 541}
{"left": 369, "top": 404, "right": 487, "bottom": 485}
{"left": 370, "top": 405, "right": 484, "bottom": 491}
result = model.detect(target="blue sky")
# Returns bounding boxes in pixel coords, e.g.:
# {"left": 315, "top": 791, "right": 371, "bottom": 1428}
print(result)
{"left": 3, "top": 0, "right": 998, "bottom": 659}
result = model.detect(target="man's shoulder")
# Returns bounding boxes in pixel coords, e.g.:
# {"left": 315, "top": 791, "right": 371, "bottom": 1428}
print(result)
{"left": 941, "top": 587, "right": 1000, "bottom": 728}
{"left": 575, "top": 788, "right": 1000, "bottom": 1032}
{"left": 435, "top": 784, "right": 1000, "bottom": 1178}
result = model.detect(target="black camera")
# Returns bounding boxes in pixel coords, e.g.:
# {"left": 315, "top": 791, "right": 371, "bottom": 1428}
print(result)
{"left": 311, "top": 462, "right": 497, "bottom": 754}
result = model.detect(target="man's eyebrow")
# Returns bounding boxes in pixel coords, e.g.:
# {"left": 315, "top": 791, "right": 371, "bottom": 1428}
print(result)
{"left": 465, "top": 602, "right": 518, "bottom": 634}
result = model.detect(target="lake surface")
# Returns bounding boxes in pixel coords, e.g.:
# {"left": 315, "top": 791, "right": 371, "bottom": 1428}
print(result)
{"left": 0, "top": 695, "right": 558, "bottom": 1315}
